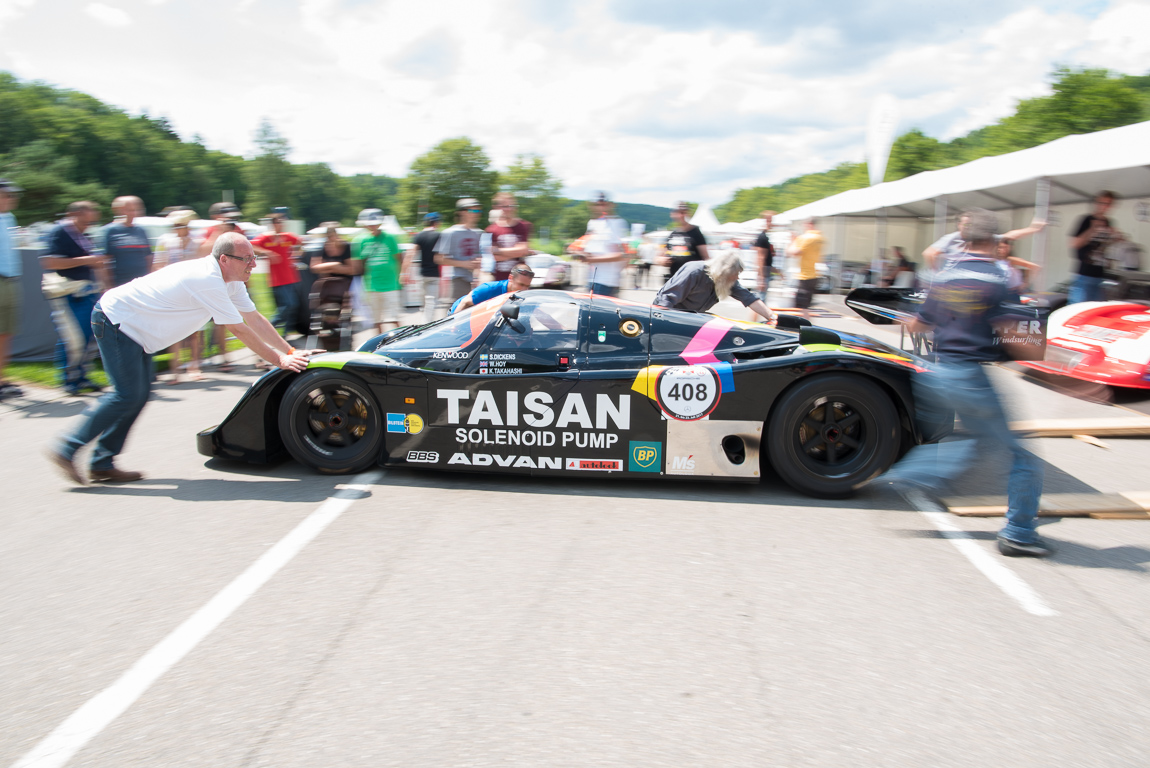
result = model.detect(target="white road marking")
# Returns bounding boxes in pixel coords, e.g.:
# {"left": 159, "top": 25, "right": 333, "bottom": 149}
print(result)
{"left": 10, "top": 471, "right": 383, "bottom": 768}
{"left": 905, "top": 489, "right": 1058, "bottom": 617}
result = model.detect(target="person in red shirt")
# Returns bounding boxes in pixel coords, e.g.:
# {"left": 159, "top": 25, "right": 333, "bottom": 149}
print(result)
{"left": 486, "top": 192, "right": 533, "bottom": 281}
{"left": 251, "top": 213, "right": 303, "bottom": 337}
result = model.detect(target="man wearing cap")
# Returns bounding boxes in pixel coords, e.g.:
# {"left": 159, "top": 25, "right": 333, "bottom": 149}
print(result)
{"left": 435, "top": 198, "right": 483, "bottom": 305}
{"left": 0, "top": 179, "right": 23, "bottom": 399}
{"left": 40, "top": 201, "right": 108, "bottom": 395}
{"left": 48, "top": 232, "right": 315, "bottom": 486}
{"left": 101, "top": 196, "right": 153, "bottom": 287}
{"left": 411, "top": 212, "right": 443, "bottom": 323}
{"left": 252, "top": 213, "right": 303, "bottom": 337}
{"left": 487, "top": 192, "right": 533, "bottom": 282}
{"left": 580, "top": 192, "right": 629, "bottom": 296}
{"left": 450, "top": 264, "right": 535, "bottom": 314}
{"left": 352, "top": 208, "right": 405, "bottom": 333}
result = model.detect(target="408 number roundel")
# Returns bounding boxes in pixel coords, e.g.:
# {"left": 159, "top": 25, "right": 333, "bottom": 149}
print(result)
{"left": 656, "top": 365, "right": 721, "bottom": 421}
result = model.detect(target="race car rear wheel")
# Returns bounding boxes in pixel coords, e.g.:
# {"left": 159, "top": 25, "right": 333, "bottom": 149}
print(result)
{"left": 767, "top": 373, "right": 899, "bottom": 498}
{"left": 279, "top": 370, "right": 383, "bottom": 474}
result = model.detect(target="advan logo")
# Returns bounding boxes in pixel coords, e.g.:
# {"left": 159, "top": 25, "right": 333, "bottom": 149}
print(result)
{"left": 667, "top": 455, "right": 695, "bottom": 475}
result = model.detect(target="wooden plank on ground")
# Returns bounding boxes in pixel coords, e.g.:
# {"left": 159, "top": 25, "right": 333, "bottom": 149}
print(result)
{"left": 943, "top": 493, "right": 1150, "bottom": 518}
{"left": 1009, "top": 417, "right": 1150, "bottom": 438}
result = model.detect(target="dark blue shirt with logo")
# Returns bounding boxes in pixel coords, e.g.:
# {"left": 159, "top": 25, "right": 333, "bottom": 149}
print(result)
{"left": 917, "top": 253, "right": 1010, "bottom": 363}
{"left": 102, "top": 223, "right": 153, "bottom": 286}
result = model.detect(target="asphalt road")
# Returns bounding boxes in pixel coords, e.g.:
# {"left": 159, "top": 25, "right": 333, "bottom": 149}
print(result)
{"left": 3, "top": 291, "right": 1150, "bottom": 767}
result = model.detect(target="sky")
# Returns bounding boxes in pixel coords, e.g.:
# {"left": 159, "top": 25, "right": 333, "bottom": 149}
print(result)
{"left": 1, "top": 0, "right": 1148, "bottom": 209}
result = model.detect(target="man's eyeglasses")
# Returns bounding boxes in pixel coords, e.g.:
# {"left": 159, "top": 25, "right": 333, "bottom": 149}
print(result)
{"left": 225, "top": 253, "right": 257, "bottom": 266}
{"left": 467, "top": 208, "right": 483, "bottom": 213}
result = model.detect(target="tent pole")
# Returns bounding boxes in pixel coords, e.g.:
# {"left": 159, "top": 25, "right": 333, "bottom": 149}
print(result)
{"left": 873, "top": 208, "right": 887, "bottom": 285}
{"left": 834, "top": 215, "right": 845, "bottom": 292}
{"left": 933, "top": 196, "right": 948, "bottom": 241}
{"left": 1033, "top": 178, "right": 1051, "bottom": 291}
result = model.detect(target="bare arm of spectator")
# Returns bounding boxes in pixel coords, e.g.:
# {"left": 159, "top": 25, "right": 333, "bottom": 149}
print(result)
{"left": 698, "top": 243, "right": 710, "bottom": 261}
{"left": 1003, "top": 219, "right": 1046, "bottom": 241}
{"left": 492, "top": 240, "right": 531, "bottom": 261}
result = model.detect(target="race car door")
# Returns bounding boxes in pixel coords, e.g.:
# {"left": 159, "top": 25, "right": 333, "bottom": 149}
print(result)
{"left": 559, "top": 300, "right": 663, "bottom": 475}
{"left": 423, "top": 296, "right": 585, "bottom": 475}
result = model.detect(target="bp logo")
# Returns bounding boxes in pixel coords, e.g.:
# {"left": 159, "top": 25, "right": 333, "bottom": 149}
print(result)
{"left": 628, "top": 441, "right": 662, "bottom": 472}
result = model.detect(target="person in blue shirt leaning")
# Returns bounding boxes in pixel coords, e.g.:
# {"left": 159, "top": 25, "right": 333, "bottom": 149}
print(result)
{"left": 450, "top": 263, "right": 534, "bottom": 314}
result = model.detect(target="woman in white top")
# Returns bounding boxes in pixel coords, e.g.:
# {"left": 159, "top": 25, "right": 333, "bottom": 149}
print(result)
{"left": 154, "top": 210, "right": 204, "bottom": 382}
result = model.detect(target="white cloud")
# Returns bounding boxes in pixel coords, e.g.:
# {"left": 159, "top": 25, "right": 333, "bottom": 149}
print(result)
{"left": 0, "top": 0, "right": 35, "bottom": 29}
{"left": 85, "top": 2, "right": 131, "bottom": 27}
{"left": 0, "top": 1, "right": 1145, "bottom": 207}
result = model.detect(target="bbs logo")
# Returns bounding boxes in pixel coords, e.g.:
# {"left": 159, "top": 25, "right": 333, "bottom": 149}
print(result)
{"left": 432, "top": 350, "right": 470, "bottom": 359}
{"left": 406, "top": 451, "right": 439, "bottom": 463}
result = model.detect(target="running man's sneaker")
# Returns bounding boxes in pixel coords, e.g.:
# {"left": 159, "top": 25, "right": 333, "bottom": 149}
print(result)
{"left": 997, "top": 536, "right": 1053, "bottom": 558}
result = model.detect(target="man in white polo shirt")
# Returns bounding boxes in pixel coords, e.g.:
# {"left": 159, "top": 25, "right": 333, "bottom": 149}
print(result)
{"left": 48, "top": 232, "right": 313, "bottom": 485}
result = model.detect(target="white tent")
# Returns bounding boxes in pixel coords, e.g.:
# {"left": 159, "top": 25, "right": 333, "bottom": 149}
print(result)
{"left": 776, "top": 119, "right": 1150, "bottom": 225}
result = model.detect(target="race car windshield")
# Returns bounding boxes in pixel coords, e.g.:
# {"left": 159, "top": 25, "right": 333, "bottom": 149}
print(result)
{"left": 381, "top": 309, "right": 481, "bottom": 352}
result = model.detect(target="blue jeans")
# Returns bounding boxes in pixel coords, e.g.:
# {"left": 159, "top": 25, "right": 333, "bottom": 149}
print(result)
{"left": 588, "top": 282, "right": 618, "bottom": 297}
{"left": 1068, "top": 275, "right": 1104, "bottom": 304}
{"left": 58, "top": 305, "right": 153, "bottom": 471}
{"left": 50, "top": 291, "right": 98, "bottom": 390}
{"left": 271, "top": 282, "right": 300, "bottom": 334}
{"left": 886, "top": 360, "right": 1044, "bottom": 543}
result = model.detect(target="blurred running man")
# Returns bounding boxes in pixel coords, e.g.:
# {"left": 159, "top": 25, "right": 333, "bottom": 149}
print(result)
{"left": 879, "top": 209, "right": 1048, "bottom": 557}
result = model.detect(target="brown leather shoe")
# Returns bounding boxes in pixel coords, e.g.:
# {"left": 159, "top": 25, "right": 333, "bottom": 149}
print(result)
{"left": 47, "top": 449, "right": 88, "bottom": 486}
{"left": 90, "top": 468, "right": 144, "bottom": 483}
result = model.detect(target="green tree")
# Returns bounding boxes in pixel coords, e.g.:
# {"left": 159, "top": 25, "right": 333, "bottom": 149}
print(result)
{"left": 345, "top": 173, "right": 399, "bottom": 221}
{"left": 498, "top": 154, "right": 562, "bottom": 231}
{"left": 884, "top": 128, "right": 948, "bottom": 181}
{"left": 554, "top": 201, "right": 590, "bottom": 240}
{"left": 293, "top": 163, "right": 351, "bottom": 229}
{"left": 396, "top": 137, "right": 498, "bottom": 227}
{"left": 0, "top": 140, "right": 113, "bottom": 224}
{"left": 243, "top": 118, "right": 295, "bottom": 220}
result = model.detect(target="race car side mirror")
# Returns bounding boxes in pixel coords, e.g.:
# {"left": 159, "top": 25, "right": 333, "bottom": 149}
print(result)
{"left": 500, "top": 302, "right": 526, "bottom": 333}
{"left": 775, "top": 314, "right": 811, "bottom": 329}
{"left": 798, "top": 326, "right": 841, "bottom": 347}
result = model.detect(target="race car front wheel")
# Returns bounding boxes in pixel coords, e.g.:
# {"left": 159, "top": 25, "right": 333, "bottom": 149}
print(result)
{"left": 767, "top": 373, "right": 899, "bottom": 498}
{"left": 279, "top": 370, "right": 383, "bottom": 474}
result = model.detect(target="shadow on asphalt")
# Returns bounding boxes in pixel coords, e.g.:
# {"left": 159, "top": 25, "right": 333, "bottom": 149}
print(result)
{"left": 69, "top": 476, "right": 358, "bottom": 504}
{"left": 894, "top": 527, "right": 1150, "bottom": 573}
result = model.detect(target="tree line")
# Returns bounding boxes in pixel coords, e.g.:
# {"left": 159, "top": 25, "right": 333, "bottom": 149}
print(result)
{"left": 715, "top": 68, "right": 1150, "bottom": 222}
{"left": 0, "top": 72, "right": 676, "bottom": 236}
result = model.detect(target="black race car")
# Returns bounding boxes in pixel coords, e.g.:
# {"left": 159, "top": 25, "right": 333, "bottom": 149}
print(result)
{"left": 198, "top": 290, "right": 950, "bottom": 497}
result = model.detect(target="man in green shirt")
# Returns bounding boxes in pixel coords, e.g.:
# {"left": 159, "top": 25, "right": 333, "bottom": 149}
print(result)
{"left": 353, "top": 208, "right": 407, "bottom": 332}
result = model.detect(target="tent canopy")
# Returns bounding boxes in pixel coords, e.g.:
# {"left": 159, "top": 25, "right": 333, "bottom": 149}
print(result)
{"left": 775, "top": 120, "right": 1150, "bottom": 223}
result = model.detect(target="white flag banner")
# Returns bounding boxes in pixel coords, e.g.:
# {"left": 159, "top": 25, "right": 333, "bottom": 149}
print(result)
{"left": 866, "top": 94, "right": 900, "bottom": 187}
